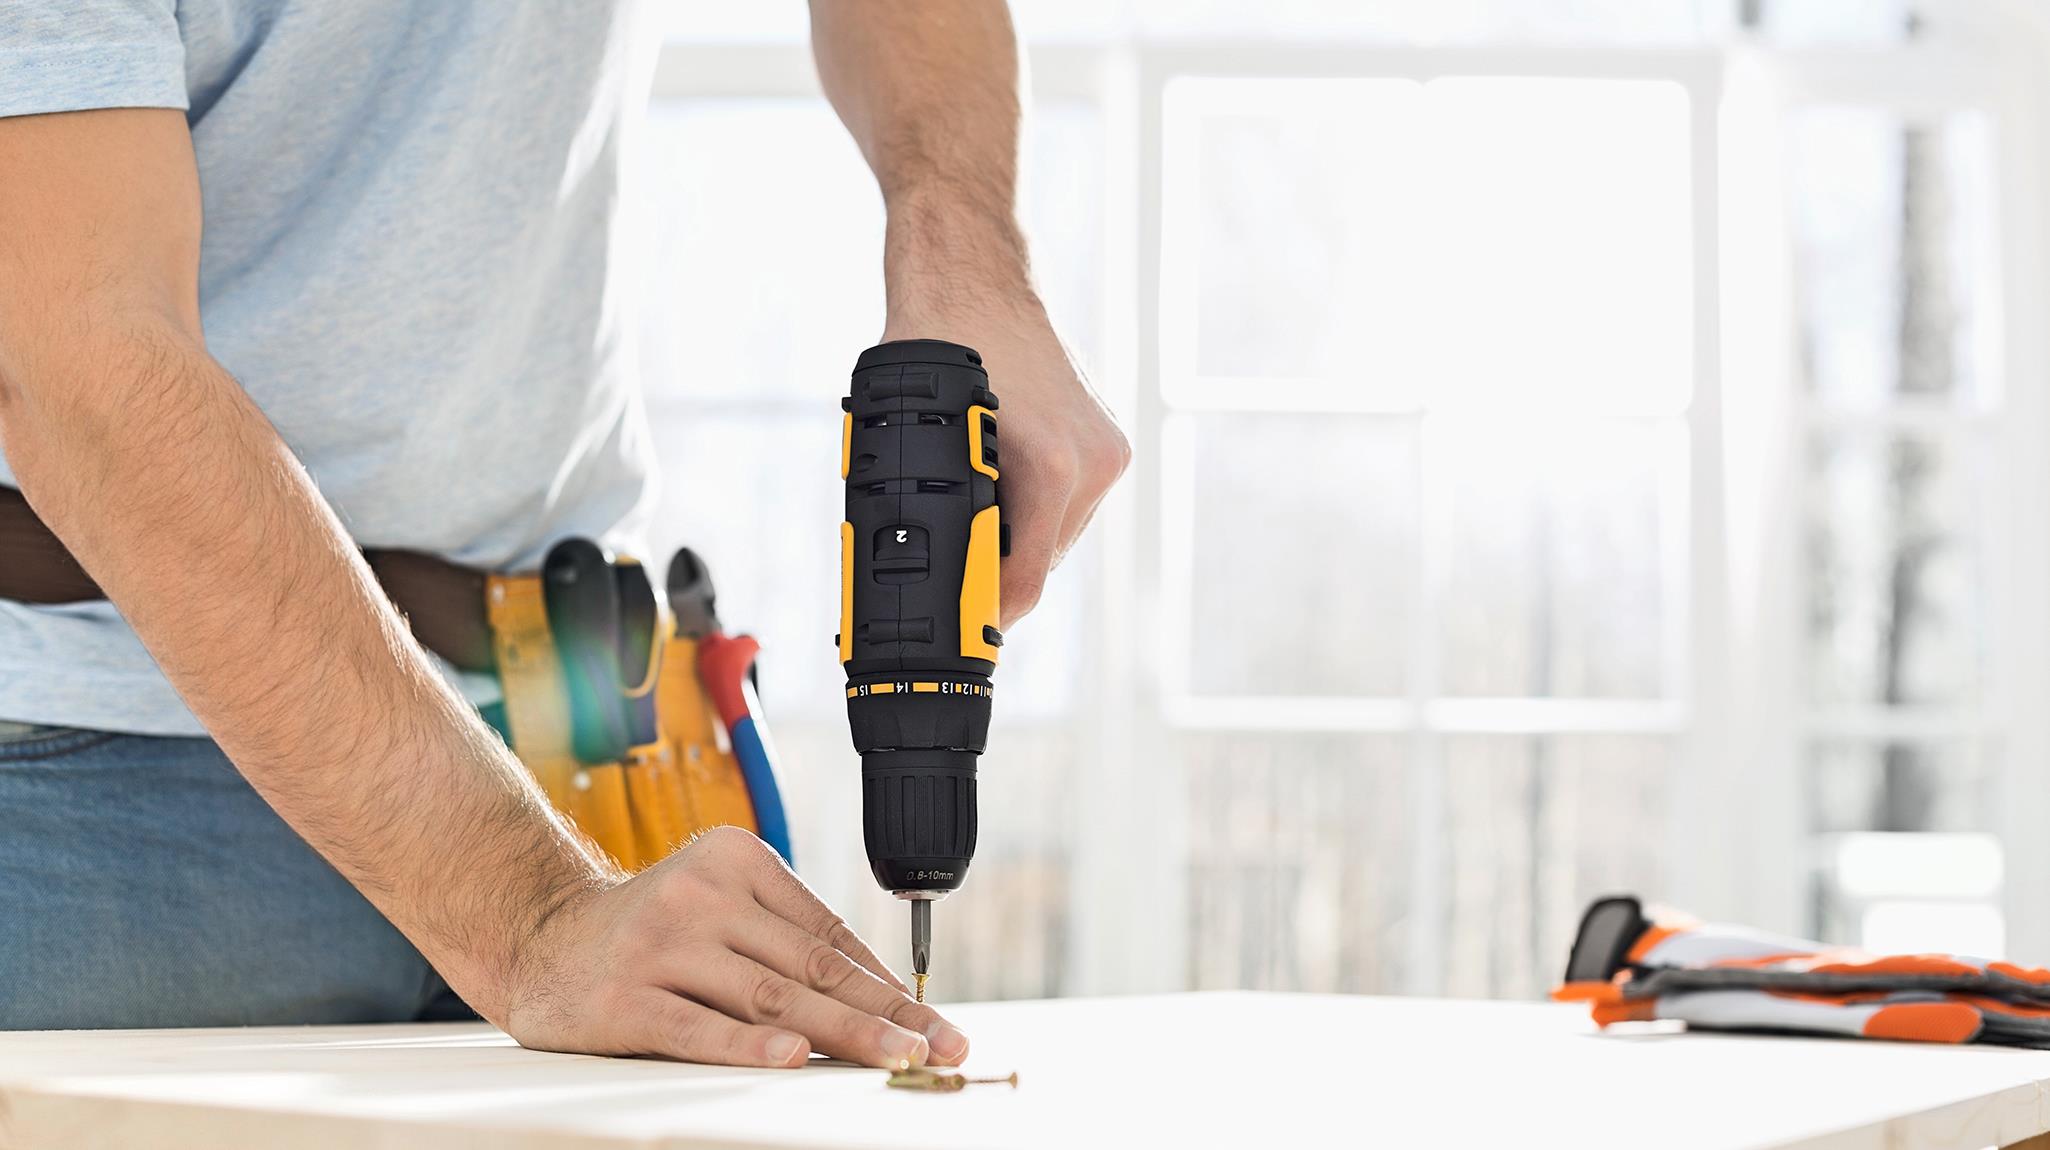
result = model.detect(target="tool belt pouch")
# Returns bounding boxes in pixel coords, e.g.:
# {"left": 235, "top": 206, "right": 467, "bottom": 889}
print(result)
{"left": 656, "top": 631, "right": 760, "bottom": 840}
{"left": 485, "top": 573, "right": 752, "bottom": 871}
{"left": 1554, "top": 895, "right": 2050, "bottom": 1047}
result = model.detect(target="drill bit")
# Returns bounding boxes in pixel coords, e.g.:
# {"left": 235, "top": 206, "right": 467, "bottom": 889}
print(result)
{"left": 911, "top": 898, "right": 932, "bottom": 1003}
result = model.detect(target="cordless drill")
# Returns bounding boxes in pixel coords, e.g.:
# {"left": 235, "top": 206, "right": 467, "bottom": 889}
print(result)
{"left": 839, "top": 339, "right": 1004, "bottom": 1003}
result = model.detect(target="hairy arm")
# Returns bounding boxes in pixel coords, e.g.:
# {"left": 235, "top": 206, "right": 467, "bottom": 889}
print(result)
{"left": 811, "top": 0, "right": 1129, "bottom": 625}
{"left": 810, "top": 1, "right": 1030, "bottom": 322}
{"left": 0, "top": 108, "right": 611, "bottom": 1020}
{"left": 0, "top": 107, "right": 963, "bottom": 1070}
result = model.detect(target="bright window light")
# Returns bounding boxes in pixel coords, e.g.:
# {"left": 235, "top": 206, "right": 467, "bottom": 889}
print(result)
{"left": 1162, "top": 76, "right": 1692, "bottom": 415}
{"left": 1831, "top": 832, "right": 2003, "bottom": 900}
{"left": 1861, "top": 900, "right": 2005, "bottom": 959}
{"left": 1164, "top": 77, "right": 1430, "bottom": 402}
{"left": 1424, "top": 78, "right": 1693, "bottom": 415}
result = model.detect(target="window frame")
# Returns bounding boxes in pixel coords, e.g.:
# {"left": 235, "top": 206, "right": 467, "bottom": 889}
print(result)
{"left": 1718, "top": 31, "right": 2050, "bottom": 959}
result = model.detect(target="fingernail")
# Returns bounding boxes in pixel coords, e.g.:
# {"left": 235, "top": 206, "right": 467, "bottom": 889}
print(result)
{"left": 766, "top": 1034, "right": 806, "bottom": 1067}
{"left": 925, "top": 1021, "right": 970, "bottom": 1062}
{"left": 880, "top": 1027, "right": 928, "bottom": 1066}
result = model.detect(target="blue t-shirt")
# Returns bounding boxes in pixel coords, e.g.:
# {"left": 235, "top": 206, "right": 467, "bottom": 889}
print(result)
{"left": 0, "top": 1, "right": 658, "bottom": 735}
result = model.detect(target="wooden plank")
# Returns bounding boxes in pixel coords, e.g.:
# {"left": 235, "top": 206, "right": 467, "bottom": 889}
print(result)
{"left": 4, "top": 994, "right": 2050, "bottom": 1149}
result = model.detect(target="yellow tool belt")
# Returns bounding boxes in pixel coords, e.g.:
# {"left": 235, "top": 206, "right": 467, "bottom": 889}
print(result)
{"left": 0, "top": 479, "right": 752, "bottom": 872}
{"left": 483, "top": 573, "right": 756, "bottom": 871}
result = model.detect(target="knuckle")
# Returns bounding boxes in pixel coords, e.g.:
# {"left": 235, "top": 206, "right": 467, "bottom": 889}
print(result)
{"left": 824, "top": 920, "right": 866, "bottom": 958}
{"left": 882, "top": 995, "right": 933, "bottom": 1031}
{"left": 1014, "top": 449, "right": 1079, "bottom": 503}
{"left": 749, "top": 972, "right": 802, "bottom": 1022}
{"left": 726, "top": 1030, "right": 761, "bottom": 1064}
{"left": 679, "top": 827, "right": 772, "bottom": 882}
{"left": 1045, "top": 454, "right": 1081, "bottom": 497}
{"left": 591, "top": 980, "right": 636, "bottom": 1022}
{"left": 862, "top": 1017, "right": 912, "bottom": 1054}
{"left": 803, "top": 942, "right": 854, "bottom": 992}
{"left": 721, "top": 826, "right": 781, "bottom": 869}
{"left": 664, "top": 1008, "right": 713, "bottom": 1057}
{"left": 660, "top": 1004, "right": 725, "bottom": 1057}
{"left": 1008, "top": 576, "right": 1045, "bottom": 614}
{"left": 1082, "top": 426, "right": 1131, "bottom": 487}
{"left": 1087, "top": 436, "right": 1131, "bottom": 487}
{"left": 694, "top": 824, "right": 753, "bottom": 853}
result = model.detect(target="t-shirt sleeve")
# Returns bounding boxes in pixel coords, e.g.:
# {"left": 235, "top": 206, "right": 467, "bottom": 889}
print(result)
{"left": 0, "top": 1, "right": 187, "bottom": 119}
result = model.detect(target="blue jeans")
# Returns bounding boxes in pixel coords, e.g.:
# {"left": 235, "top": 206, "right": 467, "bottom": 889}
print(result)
{"left": 0, "top": 722, "right": 470, "bottom": 1028}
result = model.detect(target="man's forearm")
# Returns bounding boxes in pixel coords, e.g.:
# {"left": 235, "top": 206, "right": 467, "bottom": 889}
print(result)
{"left": 0, "top": 139, "right": 611, "bottom": 1021}
{"left": 809, "top": 0, "right": 1033, "bottom": 323}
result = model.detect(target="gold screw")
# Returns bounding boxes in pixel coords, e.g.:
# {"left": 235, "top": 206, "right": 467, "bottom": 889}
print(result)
{"left": 886, "top": 1068, "right": 1020, "bottom": 1092}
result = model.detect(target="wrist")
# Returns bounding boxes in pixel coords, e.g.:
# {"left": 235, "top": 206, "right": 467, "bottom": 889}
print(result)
{"left": 882, "top": 186, "right": 1035, "bottom": 334}
{"left": 419, "top": 764, "right": 626, "bottom": 1026}
{"left": 489, "top": 865, "right": 624, "bottom": 1026}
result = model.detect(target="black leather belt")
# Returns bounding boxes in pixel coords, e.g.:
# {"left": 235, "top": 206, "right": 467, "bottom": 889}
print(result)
{"left": 0, "top": 484, "right": 499, "bottom": 672}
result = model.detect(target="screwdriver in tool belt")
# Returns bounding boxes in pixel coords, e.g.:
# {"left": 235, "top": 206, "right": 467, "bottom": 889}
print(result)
{"left": 837, "top": 340, "right": 1007, "bottom": 1003}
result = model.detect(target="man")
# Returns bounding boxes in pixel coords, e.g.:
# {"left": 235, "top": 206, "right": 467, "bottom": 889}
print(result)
{"left": 0, "top": 0, "right": 1128, "bottom": 1071}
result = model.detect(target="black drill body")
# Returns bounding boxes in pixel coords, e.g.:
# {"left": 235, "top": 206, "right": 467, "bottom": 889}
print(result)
{"left": 840, "top": 340, "right": 1003, "bottom": 979}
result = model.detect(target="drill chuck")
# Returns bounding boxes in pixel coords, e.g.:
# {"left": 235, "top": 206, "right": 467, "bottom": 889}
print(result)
{"left": 839, "top": 340, "right": 1003, "bottom": 904}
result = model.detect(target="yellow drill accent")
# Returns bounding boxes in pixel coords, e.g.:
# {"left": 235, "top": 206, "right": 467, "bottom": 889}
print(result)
{"left": 839, "top": 521, "right": 855, "bottom": 663}
{"left": 960, "top": 505, "right": 1001, "bottom": 661}
{"left": 840, "top": 411, "right": 853, "bottom": 480}
{"left": 966, "top": 404, "right": 999, "bottom": 481}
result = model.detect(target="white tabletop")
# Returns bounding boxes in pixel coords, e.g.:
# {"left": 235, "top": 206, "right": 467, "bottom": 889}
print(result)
{"left": 4, "top": 993, "right": 2050, "bottom": 1150}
